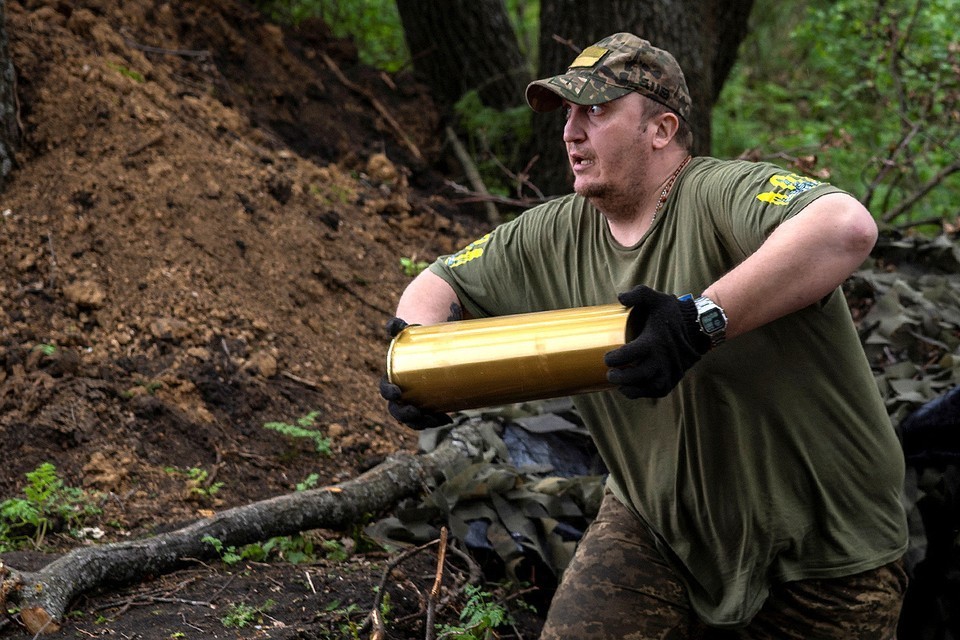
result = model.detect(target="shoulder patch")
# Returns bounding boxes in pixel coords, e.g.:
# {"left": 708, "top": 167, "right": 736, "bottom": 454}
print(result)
{"left": 444, "top": 233, "right": 492, "bottom": 268}
{"left": 756, "top": 173, "right": 824, "bottom": 206}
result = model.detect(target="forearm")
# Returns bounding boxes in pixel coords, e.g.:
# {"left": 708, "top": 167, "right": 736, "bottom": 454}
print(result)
{"left": 395, "top": 268, "right": 467, "bottom": 325}
{"left": 703, "top": 193, "right": 877, "bottom": 339}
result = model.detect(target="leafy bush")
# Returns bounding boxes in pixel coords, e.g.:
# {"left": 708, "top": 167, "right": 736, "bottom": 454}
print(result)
{"left": 252, "top": 0, "right": 408, "bottom": 71}
{"left": 714, "top": 0, "right": 959, "bottom": 228}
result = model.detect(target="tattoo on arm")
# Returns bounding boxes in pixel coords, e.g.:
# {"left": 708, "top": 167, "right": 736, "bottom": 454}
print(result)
{"left": 446, "top": 303, "right": 463, "bottom": 322}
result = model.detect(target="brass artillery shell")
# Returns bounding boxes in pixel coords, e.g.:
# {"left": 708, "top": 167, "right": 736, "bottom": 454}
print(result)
{"left": 386, "top": 304, "right": 634, "bottom": 412}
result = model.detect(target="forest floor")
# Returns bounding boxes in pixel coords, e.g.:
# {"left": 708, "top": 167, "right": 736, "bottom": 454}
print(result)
{"left": 0, "top": 0, "right": 549, "bottom": 637}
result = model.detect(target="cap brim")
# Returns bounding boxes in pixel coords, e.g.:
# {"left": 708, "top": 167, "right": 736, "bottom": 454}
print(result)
{"left": 525, "top": 73, "right": 633, "bottom": 112}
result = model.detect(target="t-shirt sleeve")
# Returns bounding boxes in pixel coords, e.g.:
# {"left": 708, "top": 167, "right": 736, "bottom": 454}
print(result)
{"left": 688, "top": 161, "right": 846, "bottom": 262}
{"left": 428, "top": 205, "right": 554, "bottom": 318}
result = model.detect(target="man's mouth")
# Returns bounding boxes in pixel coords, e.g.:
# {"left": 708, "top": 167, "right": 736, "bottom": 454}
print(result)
{"left": 569, "top": 152, "right": 594, "bottom": 171}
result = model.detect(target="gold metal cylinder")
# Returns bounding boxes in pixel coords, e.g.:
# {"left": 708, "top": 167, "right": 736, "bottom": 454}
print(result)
{"left": 386, "top": 304, "right": 635, "bottom": 412}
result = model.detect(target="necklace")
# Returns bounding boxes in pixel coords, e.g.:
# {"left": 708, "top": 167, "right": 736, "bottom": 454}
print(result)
{"left": 650, "top": 155, "right": 692, "bottom": 225}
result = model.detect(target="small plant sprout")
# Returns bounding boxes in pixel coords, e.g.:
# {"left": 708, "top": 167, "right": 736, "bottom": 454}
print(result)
{"left": 165, "top": 466, "right": 224, "bottom": 503}
{"left": 185, "top": 467, "right": 224, "bottom": 499}
{"left": 296, "top": 473, "right": 321, "bottom": 491}
{"left": 220, "top": 599, "right": 276, "bottom": 629}
{"left": 263, "top": 410, "right": 332, "bottom": 455}
{"left": 399, "top": 256, "right": 429, "bottom": 277}
{"left": 33, "top": 343, "right": 57, "bottom": 356}
{"left": 202, "top": 535, "right": 242, "bottom": 566}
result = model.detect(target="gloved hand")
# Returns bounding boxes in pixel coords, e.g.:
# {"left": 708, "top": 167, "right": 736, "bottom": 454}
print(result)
{"left": 379, "top": 317, "right": 452, "bottom": 430}
{"left": 604, "top": 286, "right": 711, "bottom": 399}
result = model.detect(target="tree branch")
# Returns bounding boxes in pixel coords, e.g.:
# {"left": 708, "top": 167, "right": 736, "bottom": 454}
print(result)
{"left": 444, "top": 126, "right": 500, "bottom": 225}
{"left": 881, "top": 158, "right": 960, "bottom": 224}
{"left": 2, "top": 424, "right": 486, "bottom": 635}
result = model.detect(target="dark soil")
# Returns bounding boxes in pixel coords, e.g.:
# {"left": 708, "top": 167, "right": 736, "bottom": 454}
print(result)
{"left": 0, "top": 1, "right": 541, "bottom": 637}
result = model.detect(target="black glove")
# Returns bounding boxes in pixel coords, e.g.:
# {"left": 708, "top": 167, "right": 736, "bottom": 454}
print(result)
{"left": 379, "top": 317, "right": 453, "bottom": 430}
{"left": 384, "top": 316, "right": 408, "bottom": 339}
{"left": 603, "top": 286, "right": 711, "bottom": 399}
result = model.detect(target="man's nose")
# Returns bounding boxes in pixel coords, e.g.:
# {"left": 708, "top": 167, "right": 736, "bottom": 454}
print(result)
{"left": 563, "top": 109, "right": 586, "bottom": 143}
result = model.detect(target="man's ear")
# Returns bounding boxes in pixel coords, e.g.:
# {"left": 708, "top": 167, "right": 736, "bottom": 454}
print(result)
{"left": 652, "top": 112, "right": 680, "bottom": 149}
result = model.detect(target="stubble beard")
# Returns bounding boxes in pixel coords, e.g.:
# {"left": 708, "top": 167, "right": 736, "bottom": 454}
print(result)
{"left": 575, "top": 179, "right": 643, "bottom": 221}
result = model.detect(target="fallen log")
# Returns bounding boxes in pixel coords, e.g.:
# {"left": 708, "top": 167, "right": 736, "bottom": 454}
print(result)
{"left": 0, "top": 424, "right": 485, "bottom": 635}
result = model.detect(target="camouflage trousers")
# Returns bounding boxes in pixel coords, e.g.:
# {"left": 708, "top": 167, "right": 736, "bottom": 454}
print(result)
{"left": 540, "top": 491, "right": 907, "bottom": 640}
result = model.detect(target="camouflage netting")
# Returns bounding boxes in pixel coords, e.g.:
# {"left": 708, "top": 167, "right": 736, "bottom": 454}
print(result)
{"left": 860, "top": 234, "right": 960, "bottom": 639}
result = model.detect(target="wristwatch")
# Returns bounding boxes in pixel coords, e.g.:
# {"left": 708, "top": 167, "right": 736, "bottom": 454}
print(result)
{"left": 693, "top": 295, "right": 727, "bottom": 349}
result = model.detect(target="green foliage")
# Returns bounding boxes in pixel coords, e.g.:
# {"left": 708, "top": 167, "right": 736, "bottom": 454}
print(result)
{"left": 253, "top": 0, "right": 408, "bottom": 71}
{"left": 453, "top": 89, "right": 533, "bottom": 197}
{"left": 399, "top": 256, "right": 429, "bottom": 277}
{"left": 240, "top": 528, "right": 368, "bottom": 570}
{"left": 713, "top": 0, "right": 959, "bottom": 228}
{"left": 259, "top": 534, "right": 317, "bottom": 564}
{"left": 0, "top": 463, "right": 101, "bottom": 550}
{"left": 164, "top": 466, "right": 224, "bottom": 502}
{"left": 437, "top": 584, "right": 508, "bottom": 639}
{"left": 220, "top": 599, "right": 276, "bottom": 629}
{"left": 263, "top": 410, "right": 331, "bottom": 455}
{"left": 324, "top": 601, "right": 365, "bottom": 639}
{"left": 253, "top": 0, "right": 539, "bottom": 74}
{"left": 107, "top": 62, "right": 144, "bottom": 83}
{"left": 204, "top": 532, "right": 319, "bottom": 566}
{"left": 505, "top": 0, "right": 540, "bottom": 61}
{"left": 202, "top": 534, "right": 244, "bottom": 565}
{"left": 32, "top": 342, "right": 57, "bottom": 356}
{"left": 296, "top": 472, "right": 321, "bottom": 491}
{"left": 186, "top": 467, "right": 224, "bottom": 498}
{"left": 321, "top": 538, "right": 348, "bottom": 562}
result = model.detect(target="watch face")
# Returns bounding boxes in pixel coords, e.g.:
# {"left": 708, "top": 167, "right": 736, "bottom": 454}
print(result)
{"left": 700, "top": 308, "right": 726, "bottom": 333}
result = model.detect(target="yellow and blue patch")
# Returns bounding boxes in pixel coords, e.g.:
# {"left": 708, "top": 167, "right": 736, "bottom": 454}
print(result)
{"left": 444, "top": 233, "right": 492, "bottom": 268}
{"left": 756, "top": 173, "right": 823, "bottom": 206}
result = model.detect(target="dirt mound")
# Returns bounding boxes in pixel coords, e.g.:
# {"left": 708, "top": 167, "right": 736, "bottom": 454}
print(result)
{"left": 0, "top": 1, "right": 503, "bottom": 637}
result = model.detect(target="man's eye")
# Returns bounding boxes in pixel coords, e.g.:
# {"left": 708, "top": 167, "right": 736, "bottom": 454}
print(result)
{"left": 563, "top": 105, "right": 572, "bottom": 119}
{"left": 587, "top": 104, "right": 603, "bottom": 116}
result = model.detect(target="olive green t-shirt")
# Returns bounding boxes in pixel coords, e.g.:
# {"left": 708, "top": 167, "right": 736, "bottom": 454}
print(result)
{"left": 429, "top": 157, "right": 908, "bottom": 626}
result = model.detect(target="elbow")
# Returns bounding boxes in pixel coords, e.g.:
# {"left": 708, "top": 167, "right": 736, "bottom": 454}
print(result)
{"left": 828, "top": 195, "right": 878, "bottom": 265}
{"left": 838, "top": 200, "right": 878, "bottom": 262}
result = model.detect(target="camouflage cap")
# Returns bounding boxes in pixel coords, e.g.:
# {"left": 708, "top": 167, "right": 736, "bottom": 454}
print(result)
{"left": 525, "top": 33, "right": 691, "bottom": 121}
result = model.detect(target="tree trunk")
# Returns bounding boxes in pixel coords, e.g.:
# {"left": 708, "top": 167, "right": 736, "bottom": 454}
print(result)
{"left": 530, "top": 0, "right": 754, "bottom": 195}
{"left": 1, "top": 425, "right": 486, "bottom": 635}
{"left": 395, "top": 0, "right": 530, "bottom": 111}
{"left": 0, "top": 0, "right": 19, "bottom": 188}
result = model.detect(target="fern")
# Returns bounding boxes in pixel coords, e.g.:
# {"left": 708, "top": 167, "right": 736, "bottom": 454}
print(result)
{"left": 0, "top": 463, "right": 100, "bottom": 549}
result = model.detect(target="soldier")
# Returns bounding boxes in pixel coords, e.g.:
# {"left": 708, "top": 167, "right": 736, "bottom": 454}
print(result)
{"left": 381, "top": 33, "right": 908, "bottom": 639}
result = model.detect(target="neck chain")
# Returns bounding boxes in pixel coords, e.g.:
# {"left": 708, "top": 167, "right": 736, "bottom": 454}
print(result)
{"left": 651, "top": 155, "right": 691, "bottom": 225}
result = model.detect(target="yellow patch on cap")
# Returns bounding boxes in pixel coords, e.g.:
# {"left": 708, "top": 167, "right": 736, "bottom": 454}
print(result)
{"left": 569, "top": 45, "right": 608, "bottom": 68}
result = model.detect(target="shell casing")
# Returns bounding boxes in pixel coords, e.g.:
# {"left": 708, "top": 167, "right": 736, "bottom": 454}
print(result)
{"left": 386, "top": 304, "right": 635, "bottom": 412}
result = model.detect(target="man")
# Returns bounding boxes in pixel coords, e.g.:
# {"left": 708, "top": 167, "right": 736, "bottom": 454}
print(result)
{"left": 381, "top": 33, "right": 908, "bottom": 639}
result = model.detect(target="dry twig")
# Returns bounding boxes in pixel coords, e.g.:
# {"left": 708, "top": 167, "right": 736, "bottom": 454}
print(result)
{"left": 321, "top": 52, "right": 423, "bottom": 162}
{"left": 425, "top": 527, "right": 449, "bottom": 640}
